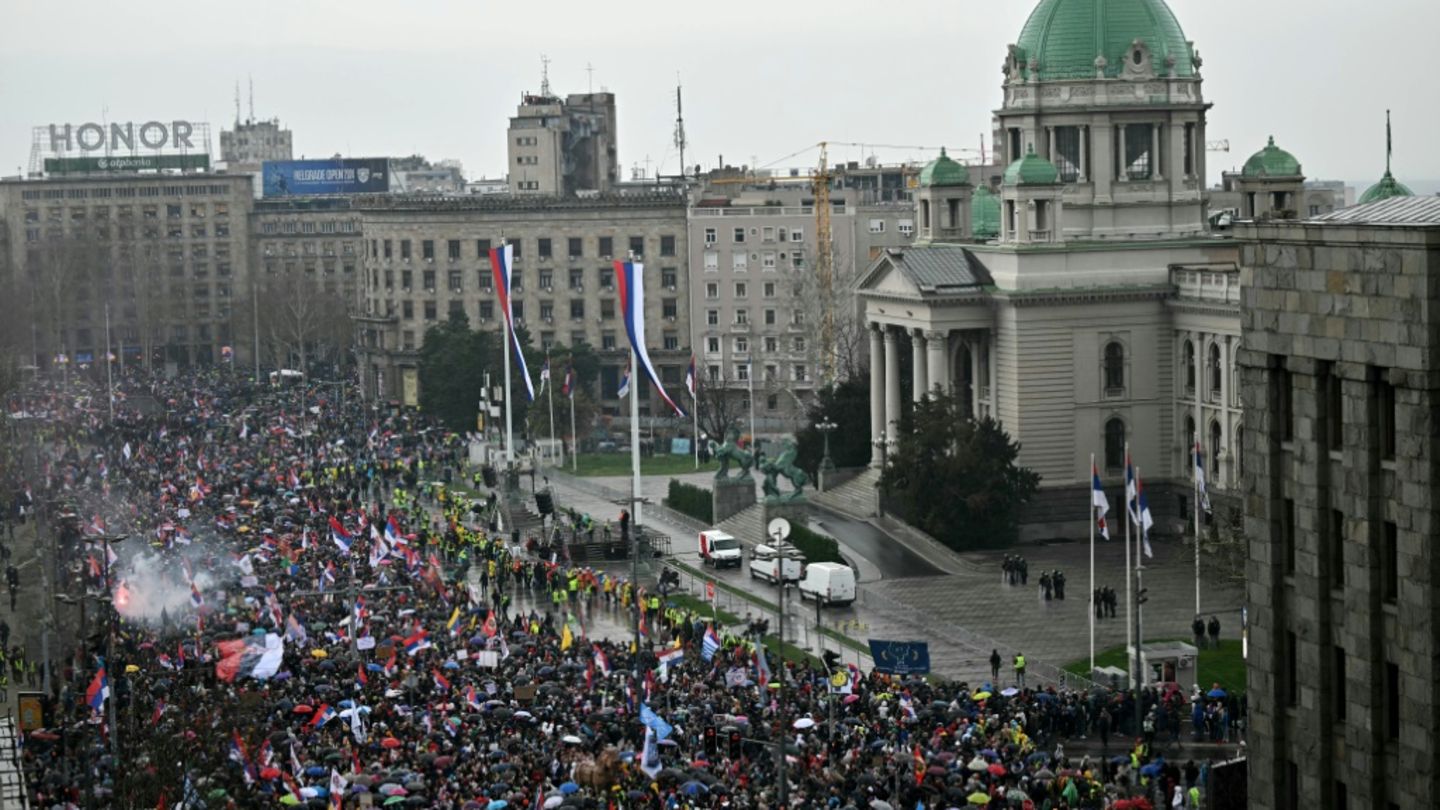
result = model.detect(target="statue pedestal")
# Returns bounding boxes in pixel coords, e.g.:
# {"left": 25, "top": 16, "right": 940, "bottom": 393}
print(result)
{"left": 762, "top": 501, "right": 810, "bottom": 541}
{"left": 712, "top": 477, "right": 757, "bottom": 524}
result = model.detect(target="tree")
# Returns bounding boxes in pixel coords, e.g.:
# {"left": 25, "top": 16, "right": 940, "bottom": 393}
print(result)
{"left": 794, "top": 378, "right": 872, "bottom": 476}
{"left": 251, "top": 273, "right": 352, "bottom": 374}
{"left": 879, "top": 392, "right": 1041, "bottom": 550}
{"left": 417, "top": 314, "right": 495, "bottom": 431}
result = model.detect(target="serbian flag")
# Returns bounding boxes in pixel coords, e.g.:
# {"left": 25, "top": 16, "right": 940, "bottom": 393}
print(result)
{"left": 488, "top": 243, "right": 535, "bottom": 401}
{"left": 615, "top": 259, "right": 685, "bottom": 416}
{"left": 481, "top": 610, "right": 498, "bottom": 639}
{"left": 215, "top": 634, "right": 286, "bottom": 682}
{"left": 308, "top": 703, "right": 336, "bottom": 729}
{"left": 593, "top": 645, "right": 612, "bottom": 677}
{"left": 355, "top": 664, "right": 368, "bottom": 689}
{"left": 1137, "top": 474, "right": 1155, "bottom": 558}
{"left": 1194, "top": 441, "right": 1213, "bottom": 515}
{"left": 539, "top": 359, "right": 551, "bottom": 394}
{"left": 1091, "top": 462, "right": 1110, "bottom": 541}
{"left": 617, "top": 364, "right": 631, "bottom": 399}
{"left": 403, "top": 629, "right": 431, "bottom": 656}
{"left": 328, "top": 516, "right": 353, "bottom": 554}
{"left": 464, "top": 684, "right": 481, "bottom": 711}
{"left": 432, "top": 669, "right": 451, "bottom": 692}
{"left": 701, "top": 625, "right": 722, "bottom": 662}
{"left": 1124, "top": 451, "right": 1140, "bottom": 526}
{"left": 562, "top": 365, "right": 575, "bottom": 399}
{"left": 190, "top": 582, "right": 204, "bottom": 609}
{"left": 384, "top": 516, "right": 404, "bottom": 548}
{"left": 685, "top": 354, "right": 697, "bottom": 399}
{"left": 86, "top": 659, "right": 110, "bottom": 713}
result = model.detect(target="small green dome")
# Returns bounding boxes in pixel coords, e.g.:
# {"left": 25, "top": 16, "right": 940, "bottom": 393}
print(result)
{"left": 1358, "top": 171, "right": 1414, "bottom": 205}
{"left": 1013, "top": 0, "right": 1196, "bottom": 81}
{"left": 1003, "top": 145, "right": 1061, "bottom": 186}
{"left": 1241, "top": 136, "right": 1302, "bottom": 178}
{"left": 972, "top": 187, "right": 1001, "bottom": 238}
{"left": 919, "top": 147, "right": 970, "bottom": 187}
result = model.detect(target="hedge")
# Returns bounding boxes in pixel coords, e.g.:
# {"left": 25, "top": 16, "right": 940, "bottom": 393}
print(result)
{"left": 789, "top": 523, "right": 845, "bottom": 565}
{"left": 664, "top": 479, "right": 713, "bottom": 524}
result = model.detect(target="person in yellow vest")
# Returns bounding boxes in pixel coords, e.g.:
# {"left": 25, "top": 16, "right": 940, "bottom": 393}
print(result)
{"left": 1013, "top": 652, "right": 1027, "bottom": 689}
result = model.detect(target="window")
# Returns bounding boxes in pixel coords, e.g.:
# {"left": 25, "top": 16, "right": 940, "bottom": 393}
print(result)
{"left": 766, "top": 394, "right": 778, "bottom": 411}
{"left": 705, "top": 282, "right": 719, "bottom": 299}
{"left": 1183, "top": 339, "right": 1196, "bottom": 393}
{"left": 448, "top": 270, "right": 463, "bottom": 292}
{"left": 570, "top": 300, "right": 585, "bottom": 320}
{"left": 734, "top": 337, "right": 749, "bottom": 353}
{"left": 629, "top": 236, "right": 644, "bottom": 257}
{"left": 706, "top": 337, "right": 720, "bottom": 354}
{"left": 448, "top": 300, "right": 465, "bottom": 321}
{"left": 598, "top": 236, "right": 613, "bottom": 257}
{"left": 422, "top": 270, "right": 436, "bottom": 291}
{"left": 538, "top": 269, "right": 553, "bottom": 289}
{"left": 736, "top": 363, "right": 750, "bottom": 382}
{"left": 1104, "top": 418, "right": 1126, "bottom": 471}
{"left": 1329, "top": 509, "right": 1345, "bottom": 590}
{"left": 1383, "top": 521, "right": 1398, "bottom": 604}
{"left": 540, "top": 301, "right": 554, "bottom": 321}
{"left": 732, "top": 252, "right": 748, "bottom": 271}
{"left": 762, "top": 226, "right": 775, "bottom": 243}
{"left": 401, "top": 270, "right": 413, "bottom": 290}
{"left": 565, "top": 269, "right": 581, "bottom": 290}
{"left": 1334, "top": 781, "right": 1347, "bottom": 810}
{"left": 1377, "top": 375, "right": 1396, "bottom": 461}
{"left": 448, "top": 240, "right": 461, "bottom": 260}
{"left": 735, "top": 309, "right": 748, "bottom": 325}
{"left": 868, "top": 219, "right": 885, "bottom": 234}
{"left": 661, "top": 268, "right": 677, "bottom": 288}
{"left": 733, "top": 227, "right": 745, "bottom": 244}
{"left": 511, "top": 301, "right": 523, "bottom": 321}
{"left": 790, "top": 228, "right": 804, "bottom": 242}
{"left": 401, "top": 240, "right": 412, "bottom": 260}
{"left": 1326, "top": 367, "right": 1344, "bottom": 450}
{"left": 1055, "top": 125, "right": 1082, "bottom": 181}
{"left": 793, "top": 365, "right": 808, "bottom": 382}
{"left": 763, "top": 282, "right": 776, "bottom": 298}
{"left": 567, "top": 237, "right": 582, "bottom": 258}
{"left": 478, "top": 270, "right": 492, "bottom": 291}
{"left": 734, "top": 282, "right": 747, "bottom": 298}
{"left": 1104, "top": 341, "right": 1125, "bottom": 393}
{"left": 600, "top": 268, "right": 614, "bottom": 289}
{"left": 422, "top": 240, "right": 435, "bottom": 260}
{"left": 704, "top": 227, "right": 717, "bottom": 245}
{"left": 477, "top": 238, "right": 491, "bottom": 258}
{"left": 663, "top": 333, "right": 678, "bottom": 351}
{"left": 764, "top": 337, "right": 778, "bottom": 353}
{"left": 898, "top": 219, "right": 915, "bottom": 236}
{"left": 764, "top": 309, "right": 777, "bottom": 326}
{"left": 1285, "top": 762, "right": 1299, "bottom": 810}
{"left": 662, "top": 299, "right": 677, "bottom": 319}
{"left": 1123, "top": 123, "right": 1154, "bottom": 179}
{"left": 1278, "top": 364, "right": 1294, "bottom": 441}
{"left": 704, "top": 251, "right": 719, "bottom": 271}
{"left": 600, "top": 300, "right": 615, "bottom": 320}
{"left": 762, "top": 252, "right": 776, "bottom": 270}
{"left": 1333, "top": 646, "right": 1347, "bottom": 721}
{"left": 601, "top": 333, "right": 616, "bottom": 351}
{"left": 423, "top": 301, "right": 437, "bottom": 320}
{"left": 706, "top": 310, "right": 719, "bottom": 326}
{"left": 479, "top": 301, "right": 494, "bottom": 321}
{"left": 511, "top": 240, "right": 523, "bottom": 260}
{"left": 538, "top": 238, "right": 552, "bottom": 259}
{"left": 1285, "top": 631, "right": 1299, "bottom": 707}
{"left": 1385, "top": 661, "right": 1400, "bottom": 739}
{"left": 1208, "top": 342, "right": 1222, "bottom": 397}
{"left": 1209, "top": 420, "right": 1222, "bottom": 477}
{"left": 660, "top": 235, "right": 676, "bottom": 256}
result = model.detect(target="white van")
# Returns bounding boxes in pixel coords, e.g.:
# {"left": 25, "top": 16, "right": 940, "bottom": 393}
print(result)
{"left": 797, "top": 562, "right": 856, "bottom": 607}
{"left": 749, "top": 543, "right": 804, "bottom": 584}
{"left": 698, "top": 530, "right": 743, "bottom": 569}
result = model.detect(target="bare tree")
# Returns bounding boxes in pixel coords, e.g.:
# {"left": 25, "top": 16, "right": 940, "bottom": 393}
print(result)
{"left": 791, "top": 236, "right": 870, "bottom": 386}
{"left": 695, "top": 368, "right": 748, "bottom": 442}
{"left": 249, "top": 273, "right": 352, "bottom": 374}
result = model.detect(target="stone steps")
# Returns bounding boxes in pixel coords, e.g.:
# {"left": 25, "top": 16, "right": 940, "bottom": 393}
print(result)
{"left": 811, "top": 468, "right": 881, "bottom": 519}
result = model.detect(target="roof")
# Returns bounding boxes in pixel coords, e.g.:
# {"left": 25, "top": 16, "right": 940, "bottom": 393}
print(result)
{"left": 972, "top": 187, "right": 1001, "bottom": 238}
{"left": 1241, "top": 136, "right": 1302, "bottom": 178}
{"left": 1309, "top": 195, "right": 1440, "bottom": 226}
{"left": 1003, "top": 146, "right": 1061, "bottom": 186}
{"left": 918, "top": 148, "right": 970, "bottom": 188}
{"left": 1357, "top": 171, "right": 1414, "bottom": 205}
{"left": 882, "top": 245, "right": 992, "bottom": 292}
{"left": 1013, "top": 0, "right": 1195, "bottom": 81}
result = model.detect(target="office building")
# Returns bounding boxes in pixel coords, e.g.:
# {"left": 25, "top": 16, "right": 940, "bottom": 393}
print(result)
{"left": 507, "top": 90, "right": 618, "bottom": 196}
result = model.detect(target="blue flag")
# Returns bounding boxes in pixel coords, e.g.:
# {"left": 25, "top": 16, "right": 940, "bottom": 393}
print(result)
{"left": 867, "top": 640, "right": 932, "bottom": 675}
{"left": 639, "top": 703, "right": 673, "bottom": 741}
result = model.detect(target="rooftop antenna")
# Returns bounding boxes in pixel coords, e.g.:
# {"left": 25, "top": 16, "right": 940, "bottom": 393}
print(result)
{"left": 234, "top": 81, "right": 241, "bottom": 125}
{"left": 673, "top": 78, "right": 687, "bottom": 180}
{"left": 248, "top": 75, "right": 255, "bottom": 122}
{"left": 1385, "top": 108, "right": 1393, "bottom": 175}
{"left": 540, "top": 54, "right": 552, "bottom": 98}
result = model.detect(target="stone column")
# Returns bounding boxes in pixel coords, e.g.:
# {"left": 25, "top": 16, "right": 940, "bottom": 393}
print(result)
{"left": 1117, "top": 126, "right": 1127, "bottom": 181}
{"left": 1079, "top": 125, "right": 1089, "bottom": 182}
{"left": 1219, "top": 335, "right": 1232, "bottom": 485}
{"left": 925, "top": 330, "right": 949, "bottom": 397}
{"left": 1046, "top": 126, "right": 1055, "bottom": 162}
{"left": 911, "top": 329, "right": 928, "bottom": 402}
{"left": 1151, "top": 123, "right": 1163, "bottom": 180}
{"left": 869, "top": 324, "right": 885, "bottom": 468}
{"left": 884, "top": 327, "right": 902, "bottom": 449}
{"left": 969, "top": 341, "right": 983, "bottom": 419}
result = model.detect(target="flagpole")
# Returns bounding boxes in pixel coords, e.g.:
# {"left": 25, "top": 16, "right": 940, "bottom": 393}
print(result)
{"left": 1194, "top": 445, "right": 1202, "bottom": 616}
{"left": 1124, "top": 443, "right": 1133, "bottom": 689}
{"left": 1089, "top": 452, "right": 1095, "bottom": 677}
{"left": 1135, "top": 465, "right": 1146, "bottom": 723}
{"left": 693, "top": 366, "right": 700, "bottom": 470}
{"left": 747, "top": 356, "right": 756, "bottom": 448}
{"left": 546, "top": 350, "right": 557, "bottom": 468}
{"left": 104, "top": 303, "right": 115, "bottom": 423}
{"left": 502, "top": 245, "right": 514, "bottom": 466}
{"left": 569, "top": 373, "right": 578, "bottom": 473}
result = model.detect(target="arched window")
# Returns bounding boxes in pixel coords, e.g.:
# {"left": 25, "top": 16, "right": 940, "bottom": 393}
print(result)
{"left": 1104, "top": 342, "right": 1126, "bottom": 393}
{"left": 1104, "top": 418, "right": 1126, "bottom": 472}
{"left": 1210, "top": 420, "right": 1223, "bottom": 477}
{"left": 1185, "top": 415, "right": 1197, "bottom": 460}
{"left": 1209, "top": 342, "right": 1223, "bottom": 397}
{"left": 1183, "top": 339, "right": 1196, "bottom": 394}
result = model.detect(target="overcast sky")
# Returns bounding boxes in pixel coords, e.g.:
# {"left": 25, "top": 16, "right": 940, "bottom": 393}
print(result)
{"left": 3, "top": 0, "right": 1437, "bottom": 192}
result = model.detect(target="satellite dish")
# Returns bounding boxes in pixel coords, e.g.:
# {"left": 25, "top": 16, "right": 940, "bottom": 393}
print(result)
{"left": 767, "top": 517, "right": 791, "bottom": 541}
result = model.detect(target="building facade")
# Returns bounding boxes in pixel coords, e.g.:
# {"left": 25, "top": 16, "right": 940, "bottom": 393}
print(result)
{"left": 0, "top": 172, "right": 254, "bottom": 370}
{"left": 250, "top": 198, "right": 364, "bottom": 307}
{"left": 351, "top": 193, "right": 689, "bottom": 411}
{"left": 506, "top": 91, "right": 618, "bottom": 196}
{"left": 1240, "top": 195, "right": 1440, "bottom": 810}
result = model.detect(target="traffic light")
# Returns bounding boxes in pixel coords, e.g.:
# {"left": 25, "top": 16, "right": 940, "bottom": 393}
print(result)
{"left": 822, "top": 650, "right": 842, "bottom": 673}
{"left": 703, "top": 726, "right": 717, "bottom": 755}
{"left": 481, "top": 466, "right": 498, "bottom": 488}
{"left": 728, "top": 729, "right": 742, "bottom": 759}
{"left": 535, "top": 490, "right": 554, "bottom": 516}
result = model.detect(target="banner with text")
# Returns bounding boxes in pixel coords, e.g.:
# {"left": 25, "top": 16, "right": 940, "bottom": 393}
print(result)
{"left": 262, "top": 158, "right": 389, "bottom": 197}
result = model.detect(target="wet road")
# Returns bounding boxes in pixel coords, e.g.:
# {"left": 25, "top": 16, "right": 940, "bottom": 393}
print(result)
{"left": 808, "top": 506, "right": 945, "bottom": 579}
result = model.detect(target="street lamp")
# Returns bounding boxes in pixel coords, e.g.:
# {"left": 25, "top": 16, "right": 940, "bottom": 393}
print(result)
{"left": 816, "top": 417, "right": 838, "bottom": 476}
{"left": 871, "top": 430, "right": 888, "bottom": 518}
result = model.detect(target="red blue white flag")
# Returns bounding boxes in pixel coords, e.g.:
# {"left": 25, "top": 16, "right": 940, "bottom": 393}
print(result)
{"left": 488, "top": 243, "right": 535, "bottom": 401}
{"left": 614, "top": 260, "right": 684, "bottom": 416}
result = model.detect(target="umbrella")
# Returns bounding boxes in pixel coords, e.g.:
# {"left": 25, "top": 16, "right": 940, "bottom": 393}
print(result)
{"left": 967, "top": 757, "right": 988, "bottom": 773}
{"left": 562, "top": 735, "right": 582, "bottom": 744}
{"left": 559, "top": 783, "right": 580, "bottom": 795}
{"left": 544, "top": 796, "right": 564, "bottom": 809}
{"left": 1139, "top": 761, "right": 1164, "bottom": 777}
{"left": 1000, "top": 687, "right": 1019, "bottom": 697}
{"left": 869, "top": 801, "right": 893, "bottom": 810}
{"left": 280, "top": 796, "right": 300, "bottom": 806}
{"left": 986, "top": 763, "right": 1005, "bottom": 776}
{"left": 966, "top": 792, "right": 991, "bottom": 805}
{"left": 1206, "top": 688, "right": 1227, "bottom": 699}
{"left": 1034, "top": 769, "right": 1055, "bottom": 780}
{"left": 972, "top": 691, "right": 991, "bottom": 700}
{"left": 385, "top": 798, "right": 406, "bottom": 806}
{"left": 381, "top": 738, "right": 403, "bottom": 749}
{"left": 792, "top": 718, "right": 815, "bottom": 730}
{"left": 293, "top": 705, "right": 315, "bottom": 714}
{"left": 488, "top": 802, "right": 509, "bottom": 810}
{"left": 681, "top": 781, "right": 709, "bottom": 796}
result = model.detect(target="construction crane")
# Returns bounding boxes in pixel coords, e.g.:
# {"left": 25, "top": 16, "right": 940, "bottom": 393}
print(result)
{"left": 1206, "top": 140, "right": 1230, "bottom": 153}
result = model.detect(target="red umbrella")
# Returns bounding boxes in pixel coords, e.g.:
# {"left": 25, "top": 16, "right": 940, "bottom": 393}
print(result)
{"left": 987, "top": 763, "right": 1005, "bottom": 776}
{"left": 293, "top": 705, "right": 315, "bottom": 714}
{"left": 260, "top": 767, "right": 282, "bottom": 780}
{"left": 381, "top": 737, "right": 402, "bottom": 749}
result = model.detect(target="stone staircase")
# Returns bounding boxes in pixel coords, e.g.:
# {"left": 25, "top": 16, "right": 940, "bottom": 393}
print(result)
{"left": 810, "top": 468, "right": 881, "bottom": 520}
{"left": 714, "top": 501, "right": 767, "bottom": 546}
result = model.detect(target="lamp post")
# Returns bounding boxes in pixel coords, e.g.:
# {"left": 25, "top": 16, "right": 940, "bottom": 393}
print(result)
{"left": 871, "top": 430, "right": 887, "bottom": 518}
{"left": 816, "top": 417, "right": 838, "bottom": 490}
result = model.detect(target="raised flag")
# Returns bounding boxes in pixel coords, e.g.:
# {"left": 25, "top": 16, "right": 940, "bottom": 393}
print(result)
{"left": 464, "top": 684, "right": 481, "bottom": 711}
{"left": 403, "top": 629, "right": 431, "bottom": 656}
{"left": 685, "top": 354, "right": 698, "bottom": 399}
{"left": 328, "top": 516, "right": 353, "bottom": 554}
{"left": 1124, "top": 451, "right": 1140, "bottom": 526}
{"left": 190, "top": 582, "right": 204, "bottom": 609}
{"left": 753, "top": 639, "right": 772, "bottom": 688}
{"left": 593, "top": 645, "right": 611, "bottom": 676}
{"left": 615, "top": 259, "right": 685, "bottom": 416}
{"left": 432, "top": 669, "right": 451, "bottom": 692}
{"left": 617, "top": 364, "right": 631, "bottom": 399}
{"left": 1138, "top": 475, "right": 1155, "bottom": 558}
{"left": 215, "top": 633, "right": 286, "bottom": 682}
{"left": 1091, "top": 462, "right": 1110, "bottom": 541}
{"left": 481, "top": 610, "right": 498, "bottom": 639}
{"left": 329, "top": 770, "right": 345, "bottom": 810}
{"left": 488, "top": 243, "right": 535, "bottom": 401}
{"left": 701, "top": 624, "right": 722, "bottom": 661}
{"left": 539, "top": 359, "right": 551, "bottom": 394}
{"left": 309, "top": 703, "right": 336, "bottom": 729}
{"left": 86, "top": 659, "right": 110, "bottom": 713}
{"left": 446, "top": 605, "right": 462, "bottom": 636}
{"left": 657, "top": 646, "right": 683, "bottom": 670}
{"left": 384, "top": 516, "right": 404, "bottom": 547}
{"left": 639, "top": 727, "right": 662, "bottom": 779}
{"left": 285, "top": 613, "right": 308, "bottom": 645}
{"left": 1194, "top": 442, "right": 1212, "bottom": 515}
{"left": 560, "top": 622, "right": 574, "bottom": 651}
{"left": 639, "top": 703, "right": 674, "bottom": 741}
{"left": 562, "top": 365, "right": 575, "bottom": 399}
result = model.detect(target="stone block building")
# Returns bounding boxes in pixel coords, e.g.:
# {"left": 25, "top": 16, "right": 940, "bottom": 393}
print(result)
{"left": 1239, "top": 195, "right": 1440, "bottom": 809}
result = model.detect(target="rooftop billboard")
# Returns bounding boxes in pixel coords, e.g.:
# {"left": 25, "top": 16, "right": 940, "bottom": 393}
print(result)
{"left": 262, "top": 158, "right": 389, "bottom": 197}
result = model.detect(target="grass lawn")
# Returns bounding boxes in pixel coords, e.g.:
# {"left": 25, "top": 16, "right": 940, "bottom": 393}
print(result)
{"left": 567, "top": 453, "right": 717, "bottom": 478}
{"left": 1064, "top": 638, "right": 1247, "bottom": 694}
{"left": 670, "top": 562, "right": 871, "bottom": 656}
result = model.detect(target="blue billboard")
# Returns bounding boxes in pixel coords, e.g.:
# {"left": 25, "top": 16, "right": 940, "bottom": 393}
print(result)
{"left": 262, "top": 158, "right": 389, "bottom": 197}
{"left": 867, "top": 639, "right": 931, "bottom": 675}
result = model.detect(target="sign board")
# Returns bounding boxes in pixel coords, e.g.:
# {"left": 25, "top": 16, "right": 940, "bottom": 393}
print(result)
{"left": 17, "top": 692, "right": 46, "bottom": 732}
{"left": 705, "top": 581, "right": 716, "bottom": 600}
{"left": 45, "top": 154, "right": 210, "bottom": 174}
{"left": 474, "top": 650, "right": 500, "bottom": 668}
{"left": 262, "top": 158, "right": 390, "bottom": 197}
{"left": 767, "top": 518, "right": 791, "bottom": 542}
{"left": 867, "top": 639, "right": 931, "bottom": 675}
{"left": 671, "top": 438, "right": 691, "bottom": 455}
{"left": 46, "top": 121, "right": 202, "bottom": 152}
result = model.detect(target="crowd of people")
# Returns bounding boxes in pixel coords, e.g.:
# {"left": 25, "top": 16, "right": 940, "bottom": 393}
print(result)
{"left": 0, "top": 370, "right": 1240, "bottom": 809}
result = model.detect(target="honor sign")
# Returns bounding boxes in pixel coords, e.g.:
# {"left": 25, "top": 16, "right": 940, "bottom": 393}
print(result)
{"left": 48, "top": 121, "right": 201, "bottom": 152}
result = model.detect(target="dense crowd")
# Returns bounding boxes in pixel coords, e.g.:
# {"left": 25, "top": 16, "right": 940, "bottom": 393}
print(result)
{"left": 1, "top": 371, "right": 1239, "bottom": 809}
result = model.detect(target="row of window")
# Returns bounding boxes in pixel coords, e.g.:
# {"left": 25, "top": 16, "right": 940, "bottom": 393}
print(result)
{"left": 259, "top": 219, "right": 359, "bottom": 234}
{"left": 370, "top": 235, "right": 678, "bottom": 262}
{"left": 703, "top": 226, "right": 806, "bottom": 245}
{"left": 702, "top": 308, "right": 802, "bottom": 328}
{"left": 394, "top": 316, "right": 681, "bottom": 355}
{"left": 262, "top": 241, "right": 357, "bottom": 258}
{"left": 702, "top": 250, "right": 804, "bottom": 272}
{"left": 704, "top": 281, "right": 801, "bottom": 299}
{"left": 19, "top": 184, "right": 236, "bottom": 201}
{"left": 704, "top": 335, "right": 806, "bottom": 355}
{"left": 393, "top": 295, "right": 677, "bottom": 322}
{"left": 25, "top": 202, "right": 232, "bottom": 223}
{"left": 371, "top": 267, "right": 679, "bottom": 294}
{"left": 704, "top": 363, "right": 808, "bottom": 383}
{"left": 1273, "top": 362, "right": 1397, "bottom": 459}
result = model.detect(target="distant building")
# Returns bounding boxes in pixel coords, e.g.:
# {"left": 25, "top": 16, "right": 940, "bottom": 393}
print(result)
{"left": 220, "top": 117, "right": 293, "bottom": 185}
{"left": 389, "top": 155, "right": 466, "bottom": 195}
{"left": 1239, "top": 195, "right": 1440, "bottom": 810}
{"left": 351, "top": 193, "right": 689, "bottom": 412}
{"left": 250, "top": 197, "right": 365, "bottom": 309}
{"left": 506, "top": 91, "right": 618, "bottom": 196}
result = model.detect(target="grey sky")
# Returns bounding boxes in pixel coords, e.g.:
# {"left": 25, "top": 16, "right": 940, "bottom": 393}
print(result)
{"left": 3, "top": 0, "right": 1437, "bottom": 192}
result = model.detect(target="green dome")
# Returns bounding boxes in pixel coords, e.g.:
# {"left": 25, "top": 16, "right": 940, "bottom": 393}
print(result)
{"left": 1003, "top": 146, "right": 1061, "bottom": 186}
{"left": 1013, "top": 0, "right": 1195, "bottom": 81}
{"left": 919, "top": 147, "right": 970, "bottom": 187}
{"left": 1358, "top": 171, "right": 1414, "bottom": 204}
{"left": 972, "top": 187, "right": 1001, "bottom": 238}
{"left": 1241, "top": 136, "right": 1302, "bottom": 178}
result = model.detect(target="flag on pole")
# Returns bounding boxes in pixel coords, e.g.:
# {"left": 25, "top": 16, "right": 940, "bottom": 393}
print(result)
{"left": 1194, "top": 441, "right": 1212, "bottom": 515}
{"left": 328, "top": 516, "right": 352, "bottom": 554}
{"left": 617, "top": 364, "right": 631, "bottom": 399}
{"left": 561, "top": 364, "right": 575, "bottom": 399}
{"left": 701, "top": 624, "right": 722, "bottom": 661}
{"left": 614, "top": 259, "right": 685, "bottom": 416}
{"left": 685, "top": 355, "right": 697, "bottom": 399}
{"left": 488, "top": 243, "right": 535, "bottom": 401}
{"left": 1138, "top": 475, "right": 1155, "bottom": 558}
{"left": 593, "top": 644, "right": 611, "bottom": 676}
{"left": 1124, "top": 451, "right": 1140, "bottom": 526}
{"left": 86, "top": 659, "right": 110, "bottom": 713}
{"left": 1091, "top": 462, "right": 1110, "bottom": 541}
{"left": 539, "top": 359, "right": 551, "bottom": 394}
